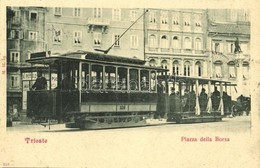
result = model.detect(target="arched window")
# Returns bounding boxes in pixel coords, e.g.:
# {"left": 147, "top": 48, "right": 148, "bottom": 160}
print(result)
{"left": 173, "top": 60, "right": 180, "bottom": 76}
{"left": 184, "top": 61, "right": 191, "bottom": 76}
{"left": 195, "top": 38, "right": 202, "bottom": 50}
{"left": 172, "top": 36, "right": 179, "bottom": 49}
{"left": 161, "top": 60, "right": 168, "bottom": 69}
{"left": 161, "top": 35, "right": 168, "bottom": 48}
{"left": 149, "top": 34, "right": 157, "bottom": 47}
{"left": 214, "top": 60, "right": 223, "bottom": 78}
{"left": 195, "top": 61, "right": 202, "bottom": 77}
{"left": 228, "top": 61, "right": 236, "bottom": 78}
{"left": 149, "top": 59, "right": 156, "bottom": 67}
{"left": 184, "top": 37, "right": 191, "bottom": 49}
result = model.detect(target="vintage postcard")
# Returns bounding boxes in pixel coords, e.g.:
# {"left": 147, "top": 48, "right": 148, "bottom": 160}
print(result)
{"left": 0, "top": 0, "right": 259, "bottom": 167}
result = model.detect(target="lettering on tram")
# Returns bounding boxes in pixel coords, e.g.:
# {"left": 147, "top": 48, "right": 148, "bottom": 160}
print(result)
{"left": 26, "top": 51, "right": 244, "bottom": 130}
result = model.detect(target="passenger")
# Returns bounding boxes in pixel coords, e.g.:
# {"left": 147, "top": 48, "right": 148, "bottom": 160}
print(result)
{"left": 31, "top": 70, "right": 47, "bottom": 90}
{"left": 169, "top": 88, "right": 176, "bottom": 112}
{"left": 141, "top": 76, "right": 149, "bottom": 91}
{"left": 212, "top": 86, "right": 220, "bottom": 111}
{"left": 189, "top": 90, "right": 196, "bottom": 112}
{"left": 170, "top": 88, "right": 182, "bottom": 113}
{"left": 61, "top": 73, "right": 73, "bottom": 91}
{"left": 183, "top": 89, "right": 196, "bottom": 112}
{"left": 199, "top": 88, "right": 207, "bottom": 112}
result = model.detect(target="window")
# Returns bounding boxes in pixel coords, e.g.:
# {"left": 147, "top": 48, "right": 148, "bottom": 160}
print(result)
{"left": 118, "top": 67, "right": 127, "bottom": 90}
{"left": 161, "top": 12, "right": 168, "bottom": 24}
{"left": 112, "top": 9, "right": 121, "bottom": 21}
{"left": 195, "top": 38, "right": 202, "bottom": 50}
{"left": 229, "top": 66, "right": 236, "bottom": 78}
{"left": 91, "top": 64, "right": 103, "bottom": 90}
{"left": 30, "top": 11, "right": 37, "bottom": 21}
{"left": 53, "top": 29, "right": 62, "bottom": 43}
{"left": 54, "top": 7, "right": 62, "bottom": 15}
{"left": 74, "top": 8, "right": 81, "bottom": 17}
{"left": 130, "top": 10, "right": 138, "bottom": 21}
{"left": 114, "top": 34, "right": 120, "bottom": 47}
{"left": 28, "top": 31, "right": 37, "bottom": 41}
{"left": 12, "top": 10, "right": 20, "bottom": 23}
{"left": 93, "top": 33, "right": 102, "bottom": 46}
{"left": 105, "top": 66, "right": 116, "bottom": 90}
{"left": 228, "top": 43, "right": 234, "bottom": 53}
{"left": 195, "top": 61, "right": 202, "bottom": 77}
{"left": 161, "top": 35, "right": 168, "bottom": 48}
{"left": 184, "top": 61, "right": 191, "bottom": 76}
{"left": 173, "top": 61, "right": 180, "bottom": 76}
{"left": 184, "top": 37, "right": 191, "bottom": 49}
{"left": 129, "top": 69, "right": 139, "bottom": 91}
{"left": 149, "top": 59, "right": 156, "bottom": 67}
{"left": 73, "top": 31, "right": 82, "bottom": 45}
{"left": 10, "top": 75, "right": 19, "bottom": 88}
{"left": 150, "top": 71, "right": 156, "bottom": 91}
{"left": 172, "top": 36, "right": 179, "bottom": 48}
{"left": 194, "top": 14, "right": 201, "bottom": 27}
{"left": 215, "top": 65, "right": 222, "bottom": 78}
{"left": 130, "top": 35, "right": 138, "bottom": 48}
{"left": 140, "top": 70, "right": 150, "bottom": 91}
{"left": 183, "top": 14, "right": 190, "bottom": 26}
{"left": 10, "top": 52, "right": 20, "bottom": 63}
{"left": 149, "top": 11, "right": 156, "bottom": 23}
{"left": 214, "top": 42, "right": 223, "bottom": 53}
{"left": 161, "top": 60, "right": 168, "bottom": 69}
{"left": 10, "top": 30, "right": 23, "bottom": 39}
{"left": 82, "top": 63, "right": 90, "bottom": 90}
{"left": 172, "top": 13, "right": 179, "bottom": 25}
{"left": 93, "top": 8, "right": 102, "bottom": 18}
{"left": 149, "top": 34, "right": 157, "bottom": 47}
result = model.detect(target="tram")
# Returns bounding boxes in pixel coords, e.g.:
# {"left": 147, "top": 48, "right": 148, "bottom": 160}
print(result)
{"left": 164, "top": 76, "right": 232, "bottom": 123}
{"left": 26, "top": 50, "right": 168, "bottom": 129}
{"left": 26, "top": 50, "right": 233, "bottom": 129}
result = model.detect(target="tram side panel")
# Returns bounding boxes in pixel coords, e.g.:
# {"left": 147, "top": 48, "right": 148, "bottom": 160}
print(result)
{"left": 79, "top": 92, "right": 158, "bottom": 114}
{"left": 65, "top": 92, "right": 158, "bottom": 128}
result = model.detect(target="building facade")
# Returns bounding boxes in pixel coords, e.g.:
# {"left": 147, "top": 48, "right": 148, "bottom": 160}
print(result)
{"left": 207, "top": 9, "right": 250, "bottom": 97}
{"left": 44, "top": 7, "right": 145, "bottom": 59}
{"left": 144, "top": 9, "right": 208, "bottom": 77}
{"left": 7, "top": 7, "right": 47, "bottom": 118}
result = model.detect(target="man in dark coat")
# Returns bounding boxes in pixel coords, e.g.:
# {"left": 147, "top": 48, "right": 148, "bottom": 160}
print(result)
{"left": 199, "top": 88, "right": 207, "bottom": 112}
{"left": 31, "top": 70, "right": 47, "bottom": 90}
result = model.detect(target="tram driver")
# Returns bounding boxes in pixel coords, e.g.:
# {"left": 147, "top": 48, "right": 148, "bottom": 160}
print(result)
{"left": 31, "top": 70, "right": 47, "bottom": 90}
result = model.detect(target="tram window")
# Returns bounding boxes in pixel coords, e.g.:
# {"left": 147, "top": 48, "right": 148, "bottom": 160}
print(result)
{"left": 91, "top": 64, "right": 103, "bottom": 90}
{"left": 140, "top": 70, "right": 149, "bottom": 91}
{"left": 150, "top": 71, "right": 156, "bottom": 91}
{"left": 118, "top": 67, "right": 127, "bottom": 91}
{"left": 105, "top": 66, "right": 116, "bottom": 90}
{"left": 70, "top": 63, "right": 79, "bottom": 89}
{"left": 82, "top": 63, "right": 90, "bottom": 90}
{"left": 129, "top": 69, "right": 139, "bottom": 91}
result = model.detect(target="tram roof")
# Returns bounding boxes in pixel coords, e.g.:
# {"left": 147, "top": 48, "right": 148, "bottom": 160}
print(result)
{"left": 166, "top": 75, "right": 232, "bottom": 84}
{"left": 26, "top": 51, "right": 168, "bottom": 72}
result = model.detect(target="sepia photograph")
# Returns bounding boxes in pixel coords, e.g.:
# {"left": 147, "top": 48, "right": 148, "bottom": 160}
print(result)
{"left": 0, "top": 0, "right": 259, "bottom": 167}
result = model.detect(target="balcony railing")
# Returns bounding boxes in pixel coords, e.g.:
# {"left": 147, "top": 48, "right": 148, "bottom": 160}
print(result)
{"left": 86, "top": 17, "right": 110, "bottom": 26}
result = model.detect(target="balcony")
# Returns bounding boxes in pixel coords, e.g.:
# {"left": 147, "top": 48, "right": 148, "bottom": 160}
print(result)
{"left": 86, "top": 17, "right": 110, "bottom": 33}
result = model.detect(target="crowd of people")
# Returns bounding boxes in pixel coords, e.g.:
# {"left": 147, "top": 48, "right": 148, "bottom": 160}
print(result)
{"left": 169, "top": 86, "right": 232, "bottom": 113}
